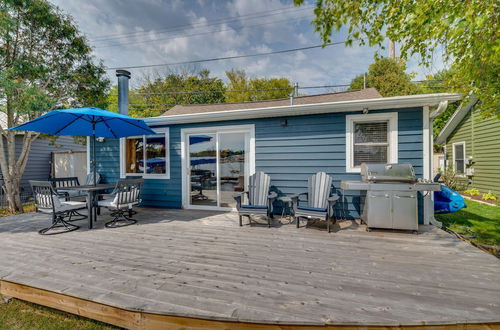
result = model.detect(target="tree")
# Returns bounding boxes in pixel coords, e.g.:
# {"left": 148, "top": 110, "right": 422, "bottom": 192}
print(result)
{"left": 349, "top": 58, "right": 422, "bottom": 96}
{"left": 225, "top": 70, "right": 293, "bottom": 103}
{"left": 0, "top": 0, "right": 109, "bottom": 212}
{"left": 294, "top": 0, "right": 499, "bottom": 117}
{"left": 118, "top": 69, "right": 225, "bottom": 117}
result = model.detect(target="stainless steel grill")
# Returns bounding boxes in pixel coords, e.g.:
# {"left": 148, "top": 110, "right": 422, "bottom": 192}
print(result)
{"left": 341, "top": 163, "right": 441, "bottom": 232}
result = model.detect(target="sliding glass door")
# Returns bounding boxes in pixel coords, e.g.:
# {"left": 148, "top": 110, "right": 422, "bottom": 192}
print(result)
{"left": 187, "top": 128, "right": 250, "bottom": 209}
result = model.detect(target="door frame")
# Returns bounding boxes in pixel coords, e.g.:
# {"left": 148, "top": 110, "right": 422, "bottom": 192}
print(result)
{"left": 181, "top": 124, "right": 256, "bottom": 211}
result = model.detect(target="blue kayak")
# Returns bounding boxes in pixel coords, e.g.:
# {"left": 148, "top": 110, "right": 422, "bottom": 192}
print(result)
{"left": 434, "top": 184, "right": 466, "bottom": 214}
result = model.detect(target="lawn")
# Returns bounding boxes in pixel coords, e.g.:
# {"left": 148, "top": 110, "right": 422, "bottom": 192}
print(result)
{"left": 0, "top": 296, "right": 116, "bottom": 330}
{"left": 436, "top": 199, "right": 500, "bottom": 250}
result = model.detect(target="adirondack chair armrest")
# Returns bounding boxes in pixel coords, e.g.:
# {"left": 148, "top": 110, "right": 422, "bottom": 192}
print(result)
{"left": 268, "top": 191, "right": 278, "bottom": 201}
{"left": 290, "top": 192, "right": 307, "bottom": 209}
{"left": 233, "top": 191, "right": 248, "bottom": 210}
{"left": 327, "top": 194, "right": 340, "bottom": 204}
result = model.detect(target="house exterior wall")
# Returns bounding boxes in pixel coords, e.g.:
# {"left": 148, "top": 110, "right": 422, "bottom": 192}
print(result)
{"left": 444, "top": 106, "right": 500, "bottom": 195}
{"left": 95, "top": 107, "right": 424, "bottom": 220}
{"left": 0, "top": 135, "right": 86, "bottom": 197}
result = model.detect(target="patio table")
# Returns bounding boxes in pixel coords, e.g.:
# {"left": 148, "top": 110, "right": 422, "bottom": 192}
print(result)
{"left": 59, "top": 184, "right": 115, "bottom": 229}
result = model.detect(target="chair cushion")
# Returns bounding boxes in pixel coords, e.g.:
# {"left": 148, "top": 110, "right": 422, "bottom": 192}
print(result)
{"left": 240, "top": 205, "right": 268, "bottom": 210}
{"left": 297, "top": 206, "right": 327, "bottom": 212}
{"left": 98, "top": 198, "right": 137, "bottom": 209}
{"left": 38, "top": 200, "right": 86, "bottom": 214}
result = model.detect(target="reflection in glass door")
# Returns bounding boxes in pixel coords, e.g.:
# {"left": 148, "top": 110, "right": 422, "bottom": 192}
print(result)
{"left": 187, "top": 130, "right": 249, "bottom": 209}
{"left": 189, "top": 134, "right": 217, "bottom": 206}
{"left": 219, "top": 132, "right": 246, "bottom": 208}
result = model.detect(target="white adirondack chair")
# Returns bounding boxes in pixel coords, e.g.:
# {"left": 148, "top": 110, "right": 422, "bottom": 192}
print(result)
{"left": 291, "top": 172, "right": 339, "bottom": 232}
{"left": 233, "top": 171, "right": 277, "bottom": 227}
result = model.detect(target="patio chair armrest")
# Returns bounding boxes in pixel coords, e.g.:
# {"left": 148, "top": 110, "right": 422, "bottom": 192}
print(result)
{"left": 328, "top": 194, "right": 340, "bottom": 204}
{"left": 233, "top": 191, "right": 248, "bottom": 210}
{"left": 268, "top": 191, "right": 278, "bottom": 201}
{"left": 291, "top": 192, "right": 307, "bottom": 211}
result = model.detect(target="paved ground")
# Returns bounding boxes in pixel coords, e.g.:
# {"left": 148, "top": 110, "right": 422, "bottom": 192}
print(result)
{"left": 0, "top": 208, "right": 499, "bottom": 326}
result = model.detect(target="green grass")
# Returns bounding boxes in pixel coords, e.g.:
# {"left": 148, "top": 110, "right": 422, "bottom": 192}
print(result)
{"left": 0, "top": 297, "right": 117, "bottom": 330}
{"left": 436, "top": 199, "right": 500, "bottom": 247}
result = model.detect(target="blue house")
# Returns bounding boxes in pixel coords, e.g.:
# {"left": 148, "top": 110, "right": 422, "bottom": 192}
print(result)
{"left": 93, "top": 85, "right": 461, "bottom": 224}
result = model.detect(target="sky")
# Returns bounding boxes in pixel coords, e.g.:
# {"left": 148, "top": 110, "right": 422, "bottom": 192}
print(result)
{"left": 49, "top": 0, "right": 446, "bottom": 92}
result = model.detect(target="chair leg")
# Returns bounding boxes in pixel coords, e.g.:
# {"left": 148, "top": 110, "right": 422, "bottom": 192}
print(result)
{"left": 327, "top": 217, "right": 331, "bottom": 233}
{"left": 65, "top": 209, "right": 87, "bottom": 221}
{"left": 39, "top": 214, "right": 80, "bottom": 235}
{"left": 268, "top": 215, "right": 271, "bottom": 228}
{"left": 296, "top": 216, "right": 299, "bottom": 228}
{"left": 105, "top": 208, "right": 137, "bottom": 228}
{"left": 239, "top": 215, "right": 242, "bottom": 227}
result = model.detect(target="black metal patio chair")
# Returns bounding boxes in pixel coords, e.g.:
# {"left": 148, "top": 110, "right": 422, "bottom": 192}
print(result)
{"left": 97, "top": 178, "right": 143, "bottom": 228}
{"left": 29, "top": 180, "right": 86, "bottom": 235}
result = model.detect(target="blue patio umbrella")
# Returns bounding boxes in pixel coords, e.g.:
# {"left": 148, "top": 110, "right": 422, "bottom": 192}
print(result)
{"left": 10, "top": 107, "right": 156, "bottom": 185}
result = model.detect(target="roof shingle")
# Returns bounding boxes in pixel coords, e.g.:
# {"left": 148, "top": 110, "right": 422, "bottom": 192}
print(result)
{"left": 162, "top": 88, "right": 382, "bottom": 116}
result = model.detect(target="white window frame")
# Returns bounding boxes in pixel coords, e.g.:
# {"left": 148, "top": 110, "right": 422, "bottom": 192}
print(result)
{"left": 120, "top": 127, "right": 170, "bottom": 179}
{"left": 452, "top": 141, "right": 466, "bottom": 176}
{"left": 346, "top": 112, "right": 398, "bottom": 173}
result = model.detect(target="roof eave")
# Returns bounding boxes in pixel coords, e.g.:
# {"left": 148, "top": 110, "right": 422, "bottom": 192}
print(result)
{"left": 145, "top": 93, "right": 462, "bottom": 126}
{"left": 435, "top": 96, "right": 478, "bottom": 144}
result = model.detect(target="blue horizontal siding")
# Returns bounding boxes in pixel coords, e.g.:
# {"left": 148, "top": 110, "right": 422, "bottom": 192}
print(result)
{"left": 95, "top": 107, "right": 424, "bottom": 221}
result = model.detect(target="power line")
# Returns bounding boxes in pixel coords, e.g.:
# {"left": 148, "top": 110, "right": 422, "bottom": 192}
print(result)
{"left": 92, "top": 6, "right": 312, "bottom": 43}
{"left": 105, "top": 42, "right": 345, "bottom": 70}
{"left": 96, "top": 13, "right": 313, "bottom": 49}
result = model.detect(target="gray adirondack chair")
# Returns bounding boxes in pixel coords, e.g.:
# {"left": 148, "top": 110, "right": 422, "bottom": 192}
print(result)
{"left": 233, "top": 171, "right": 277, "bottom": 227}
{"left": 291, "top": 172, "right": 339, "bottom": 232}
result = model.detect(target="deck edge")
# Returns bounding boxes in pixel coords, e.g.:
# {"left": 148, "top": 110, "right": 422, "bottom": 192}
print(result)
{"left": 1, "top": 280, "right": 499, "bottom": 330}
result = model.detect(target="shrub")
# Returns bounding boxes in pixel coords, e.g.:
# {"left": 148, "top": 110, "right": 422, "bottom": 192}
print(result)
{"left": 438, "top": 167, "right": 467, "bottom": 191}
{"left": 482, "top": 191, "right": 497, "bottom": 201}
{"left": 464, "top": 188, "right": 480, "bottom": 196}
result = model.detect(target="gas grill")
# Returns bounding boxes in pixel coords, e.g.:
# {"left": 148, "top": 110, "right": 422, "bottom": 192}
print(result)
{"left": 340, "top": 163, "right": 441, "bottom": 232}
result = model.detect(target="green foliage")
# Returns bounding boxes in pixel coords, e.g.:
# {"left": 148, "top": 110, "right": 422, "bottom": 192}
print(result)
{"left": 439, "top": 167, "right": 467, "bottom": 191}
{"left": 0, "top": 0, "right": 110, "bottom": 123}
{"left": 482, "top": 191, "right": 497, "bottom": 201}
{"left": 464, "top": 188, "right": 480, "bottom": 196}
{"left": 349, "top": 58, "right": 421, "bottom": 96}
{"left": 225, "top": 69, "right": 293, "bottom": 103}
{"left": 294, "top": 0, "right": 500, "bottom": 117}
{"left": 110, "top": 69, "right": 225, "bottom": 118}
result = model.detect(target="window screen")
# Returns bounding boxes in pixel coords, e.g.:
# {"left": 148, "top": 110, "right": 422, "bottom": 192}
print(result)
{"left": 353, "top": 121, "right": 389, "bottom": 166}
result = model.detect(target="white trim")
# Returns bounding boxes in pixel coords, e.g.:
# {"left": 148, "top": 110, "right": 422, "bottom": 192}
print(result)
{"left": 180, "top": 124, "right": 255, "bottom": 210}
{"left": 345, "top": 112, "right": 398, "bottom": 173}
{"left": 119, "top": 127, "right": 170, "bottom": 179}
{"left": 86, "top": 137, "right": 90, "bottom": 175}
{"left": 423, "top": 106, "right": 431, "bottom": 181}
{"left": 452, "top": 141, "right": 466, "bottom": 176}
{"left": 145, "top": 93, "right": 462, "bottom": 126}
{"left": 435, "top": 96, "right": 478, "bottom": 144}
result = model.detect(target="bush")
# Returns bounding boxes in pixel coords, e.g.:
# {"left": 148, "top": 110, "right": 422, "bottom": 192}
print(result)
{"left": 464, "top": 188, "right": 480, "bottom": 196}
{"left": 482, "top": 191, "right": 497, "bottom": 201}
{"left": 438, "top": 167, "right": 467, "bottom": 191}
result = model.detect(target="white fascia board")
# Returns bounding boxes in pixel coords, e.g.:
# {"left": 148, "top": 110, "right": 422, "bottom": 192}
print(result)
{"left": 144, "top": 93, "right": 462, "bottom": 126}
{"left": 435, "top": 96, "right": 478, "bottom": 145}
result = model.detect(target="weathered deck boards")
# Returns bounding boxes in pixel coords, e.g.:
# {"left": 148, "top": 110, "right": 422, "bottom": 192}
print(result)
{"left": 0, "top": 209, "right": 498, "bottom": 329}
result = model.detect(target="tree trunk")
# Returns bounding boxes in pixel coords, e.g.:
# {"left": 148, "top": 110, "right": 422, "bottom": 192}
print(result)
{"left": 0, "top": 129, "right": 38, "bottom": 213}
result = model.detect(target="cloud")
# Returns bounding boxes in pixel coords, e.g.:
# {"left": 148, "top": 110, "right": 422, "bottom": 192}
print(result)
{"left": 49, "top": 0, "right": 441, "bottom": 92}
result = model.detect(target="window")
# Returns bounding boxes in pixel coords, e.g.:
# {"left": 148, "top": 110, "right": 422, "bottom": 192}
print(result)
{"left": 121, "top": 127, "right": 169, "bottom": 178}
{"left": 346, "top": 113, "right": 398, "bottom": 172}
{"left": 453, "top": 142, "right": 466, "bottom": 175}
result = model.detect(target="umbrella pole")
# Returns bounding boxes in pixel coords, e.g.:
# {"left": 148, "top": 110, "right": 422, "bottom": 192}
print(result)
{"left": 92, "top": 123, "right": 97, "bottom": 186}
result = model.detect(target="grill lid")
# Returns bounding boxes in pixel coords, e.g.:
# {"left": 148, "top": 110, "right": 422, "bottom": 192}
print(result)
{"left": 360, "top": 163, "right": 416, "bottom": 183}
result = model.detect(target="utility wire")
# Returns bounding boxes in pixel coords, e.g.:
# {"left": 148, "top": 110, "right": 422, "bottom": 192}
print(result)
{"left": 96, "top": 13, "right": 313, "bottom": 49}
{"left": 109, "top": 81, "right": 446, "bottom": 96}
{"left": 106, "top": 41, "right": 345, "bottom": 70}
{"left": 92, "top": 6, "right": 312, "bottom": 43}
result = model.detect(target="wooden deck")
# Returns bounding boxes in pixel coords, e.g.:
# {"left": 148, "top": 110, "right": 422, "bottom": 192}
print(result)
{"left": 0, "top": 208, "right": 499, "bottom": 329}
